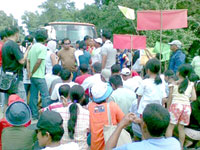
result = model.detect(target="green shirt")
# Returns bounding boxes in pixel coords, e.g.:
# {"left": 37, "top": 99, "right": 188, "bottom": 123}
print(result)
{"left": 191, "top": 56, "right": 200, "bottom": 78}
{"left": 2, "top": 126, "right": 36, "bottom": 150}
{"left": 28, "top": 43, "right": 47, "bottom": 78}
{"left": 108, "top": 87, "right": 137, "bottom": 115}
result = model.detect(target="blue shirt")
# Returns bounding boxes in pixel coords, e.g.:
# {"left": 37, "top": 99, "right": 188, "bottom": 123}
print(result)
{"left": 114, "top": 137, "right": 181, "bottom": 150}
{"left": 169, "top": 49, "right": 185, "bottom": 73}
{"left": 79, "top": 50, "right": 91, "bottom": 66}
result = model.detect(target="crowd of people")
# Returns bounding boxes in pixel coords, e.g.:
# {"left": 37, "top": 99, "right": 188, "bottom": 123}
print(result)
{"left": 0, "top": 25, "right": 199, "bottom": 150}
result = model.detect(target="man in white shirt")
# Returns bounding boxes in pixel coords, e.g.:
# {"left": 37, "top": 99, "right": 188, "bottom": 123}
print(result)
{"left": 81, "top": 62, "right": 102, "bottom": 91}
{"left": 45, "top": 64, "right": 61, "bottom": 92}
{"left": 51, "top": 69, "right": 77, "bottom": 101}
{"left": 101, "top": 30, "right": 117, "bottom": 70}
{"left": 91, "top": 38, "right": 102, "bottom": 65}
{"left": 121, "top": 68, "right": 142, "bottom": 93}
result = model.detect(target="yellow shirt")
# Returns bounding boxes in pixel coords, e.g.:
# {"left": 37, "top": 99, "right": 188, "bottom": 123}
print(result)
{"left": 171, "top": 82, "right": 194, "bottom": 105}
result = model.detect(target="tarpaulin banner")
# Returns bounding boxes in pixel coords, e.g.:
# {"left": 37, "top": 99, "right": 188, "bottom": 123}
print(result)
{"left": 137, "top": 9, "right": 187, "bottom": 30}
{"left": 153, "top": 42, "right": 171, "bottom": 61}
{"left": 113, "top": 34, "right": 146, "bottom": 49}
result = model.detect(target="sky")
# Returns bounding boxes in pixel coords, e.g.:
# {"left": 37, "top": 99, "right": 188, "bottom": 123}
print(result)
{"left": 0, "top": 0, "right": 95, "bottom": 26}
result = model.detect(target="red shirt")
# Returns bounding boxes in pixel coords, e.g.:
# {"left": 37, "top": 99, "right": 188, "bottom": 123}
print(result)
{"left": 131, "top": 70, "right": 139, "bottom": 77}
{"left": 0, "top": 41, "right": 4, "bottom": 67}
{"left": 75, "top": 73, "right": 92, "bottom": 95}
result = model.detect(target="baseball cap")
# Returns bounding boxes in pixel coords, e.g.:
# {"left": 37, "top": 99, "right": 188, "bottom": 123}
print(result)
{"left": 36, "top": 111, "right": 63, "bottom": 132}
{"left": 101, "top": 69, "right": 111, "bottom": 82}
{"left": 121, "top": 68, "right": 131, "bottom": 76}
{"left": 168, "top": 40, "right": 182, "bottom": 48}
{"left": 5, "top": 101, "right": 31, "bottom": 126}
{"left": 91, "top": 82, "right": 113, "bottom": 103}
{"left": 94, "top": 38, "right": 102, "bottom": 45}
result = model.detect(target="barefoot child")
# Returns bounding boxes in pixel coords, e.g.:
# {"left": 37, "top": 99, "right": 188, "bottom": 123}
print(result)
{"left": 166, "top": 64, "right": 196, "bottom": 147}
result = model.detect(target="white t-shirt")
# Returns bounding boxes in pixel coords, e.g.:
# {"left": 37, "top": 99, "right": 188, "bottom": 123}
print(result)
{"left": 91, "top": 47, "right": 102, "bottom": 65}
{"left": 42, "top": 142, "right": 79, "bottom": 150}
{"left": 136, "top": 78, "right": 166, "bottom": 114}
{"left": 160, "top": 74, "right": 169, "bottom": 97}
{"left": 45, "top": 74, "right": 60, "bottom": 91}
{"left": 101, "top": 40, "right": 117, "bottom": 69}
{"left": 123, "top": 76, "right": 143, "bottom": 93}
{"left": 46, "top": 51, "right": 54, "bottom": 74}
{"left": 81, "top": 74, "right": 102, "bottom": 91}
{"left": 74, "top": 50, "right": 84, "bottom": 67}
{"left": 51, "top": 81, "right": 78, "bottom": 101}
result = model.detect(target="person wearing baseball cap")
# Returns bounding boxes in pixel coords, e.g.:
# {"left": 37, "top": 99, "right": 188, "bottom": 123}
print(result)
{"left": 91, "top": 38, "right": 103, "bottom": 65}
{"left": 88, "top": 82, "right": 124, "bottom": 150}
{"left": 168, "top": 40, "right": 186, "bottom": 73}
{"left": 35, "top": 111, "right": 79, "bottom": 149}
{"left": 121, "top": 68, "right": 142, "bottom": 94}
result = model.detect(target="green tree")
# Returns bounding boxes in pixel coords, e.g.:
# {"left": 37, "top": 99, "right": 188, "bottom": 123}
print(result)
{"left": 38, "top": 0, "right": 75, "bottom": 22}
{"left": 21, "top": 11, "right": 42, "bottom": 35}
{"left": 0, "top": 11, "right": 18, "bottom": 30}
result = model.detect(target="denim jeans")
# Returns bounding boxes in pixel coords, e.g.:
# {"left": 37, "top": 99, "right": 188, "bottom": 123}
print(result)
{"left": 17, "top": 81, "right": 27, "bottom": 104}
{"left": 29, "top": 77, "right": 50, "bottom": 119}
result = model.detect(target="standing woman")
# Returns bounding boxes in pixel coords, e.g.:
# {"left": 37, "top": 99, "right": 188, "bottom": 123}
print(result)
{"left": 46, "top": 40, "right": 58, "bottom": 74}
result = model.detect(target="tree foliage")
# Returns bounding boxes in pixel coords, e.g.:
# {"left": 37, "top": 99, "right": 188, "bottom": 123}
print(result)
{"left": 0, "top": 11, "right": 18, "bottom": 31}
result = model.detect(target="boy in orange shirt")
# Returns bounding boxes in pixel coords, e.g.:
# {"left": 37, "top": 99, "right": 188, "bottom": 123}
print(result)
{"left": 89, "top": 82, "right": 124, "bottom": 150}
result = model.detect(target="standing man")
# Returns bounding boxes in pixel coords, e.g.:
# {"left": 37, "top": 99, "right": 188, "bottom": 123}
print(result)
{"left": 57, "top": 38, "right": 76, "bottom": 79}
{"left": 2, "top": 26, "right": 29, "bottom": 111}
{"left": 101, "top": 30, "right": 117, "bottom": 73}
{"left": 27, "top": 29, "right": 49, "bottom": 120}
{"left": 91, "top": 38, "right": 102, "bottom": 65}
{"left": 168, "top": 40, "right": 185, "bottom": 73}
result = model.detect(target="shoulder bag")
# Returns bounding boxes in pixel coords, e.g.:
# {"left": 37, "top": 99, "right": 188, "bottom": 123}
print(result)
{"left": 0, "top": 70, "right": 18, "bottom": 93}
{"left": 103, "top": 102, "right": 132, "bottom": 147}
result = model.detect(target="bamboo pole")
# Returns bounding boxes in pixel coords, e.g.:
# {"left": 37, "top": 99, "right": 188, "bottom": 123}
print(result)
{"left": 160, "top": 2, "right": 163, "bottom": 74}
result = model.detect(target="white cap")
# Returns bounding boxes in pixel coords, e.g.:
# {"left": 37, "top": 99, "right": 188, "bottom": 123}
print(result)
{"left": 121, "top": 68, "right": 131, "bottom": 76}
{"left": 168, "top": 40, "right": 182, "bottom": 49}
{"left": 91, "top": 82, "right": 113, "bottom": 103}
{"left": 101, "top": 69, "right": 111, "bottom": 82}
{"left": 94, "top": 38, "right": 103, "bottom": 45}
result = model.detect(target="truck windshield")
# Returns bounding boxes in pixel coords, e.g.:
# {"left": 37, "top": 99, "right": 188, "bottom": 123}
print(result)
{"left": 52, "top": 24, "right": 97, "bottom": 44}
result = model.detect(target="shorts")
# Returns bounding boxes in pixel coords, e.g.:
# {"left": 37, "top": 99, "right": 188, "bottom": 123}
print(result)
{"left": 169, "top": 103, "right": 191, "bottom": 126}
